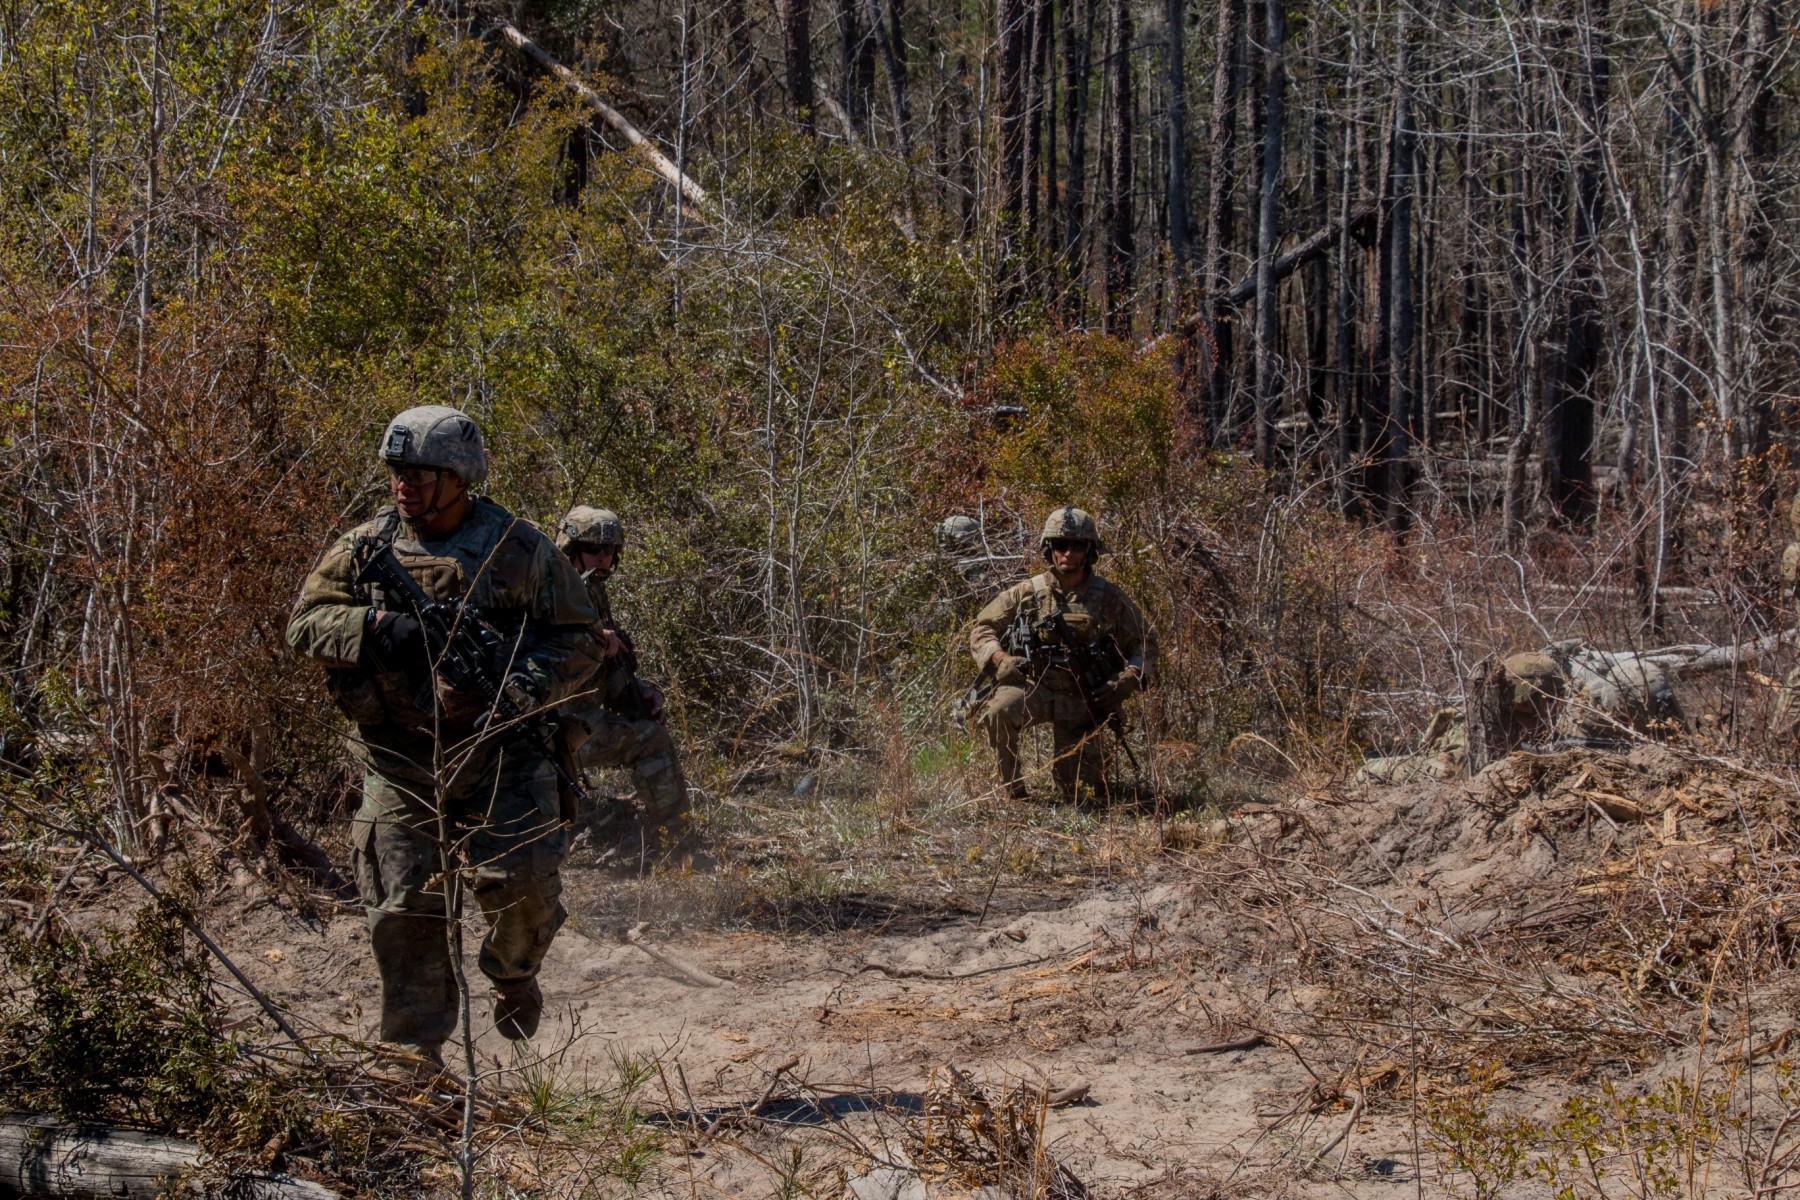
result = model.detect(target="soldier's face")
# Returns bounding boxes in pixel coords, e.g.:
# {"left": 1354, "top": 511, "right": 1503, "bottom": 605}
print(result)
{"left": 1048, "top": 539, "right": 1088, "bottom": 577}
{"left": 570, "top": 544, "right": 617, "bottom": 582}
{"left": 388, "top": 465, "right": 465, "bottom": 522}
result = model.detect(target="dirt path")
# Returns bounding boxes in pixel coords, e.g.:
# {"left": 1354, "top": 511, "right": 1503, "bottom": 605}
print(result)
{"left": 216, "top": 855, "right": 1411, "bottom": 1197}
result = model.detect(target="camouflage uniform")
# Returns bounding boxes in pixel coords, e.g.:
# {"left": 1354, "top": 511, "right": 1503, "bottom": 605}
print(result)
{"left": 969, "top": 509, "right": 1157, "bottom": 802}
{"left": 289, "top": 479, "right": 599, "bottom": 1058}
{"left": 554, "top": 507, "right": 689, "bottom": 827}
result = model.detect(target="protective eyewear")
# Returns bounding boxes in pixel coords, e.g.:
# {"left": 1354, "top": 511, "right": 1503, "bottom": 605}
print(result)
{"left": 387, "top": 465, "right": 441, "bottom": 487}
{"left": 1047, "top": 539, "right": 1086, "bottom": 553}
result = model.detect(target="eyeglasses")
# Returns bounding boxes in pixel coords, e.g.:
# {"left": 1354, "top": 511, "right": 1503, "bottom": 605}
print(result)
{"left": 568, "top": 542, "right": 617, "bottom": 557}
{"left": 387, "top": 465, "right": 441, "bottom": 487}
{"left": 1048, "top": 539, "right": 1086, "bottom": 553}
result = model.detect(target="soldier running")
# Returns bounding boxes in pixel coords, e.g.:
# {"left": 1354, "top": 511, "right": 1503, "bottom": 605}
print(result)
{"left": 967, "top": 506, "right": 1158, "bottom": 803}
{"left": 287, "top": 407, "right": 601, "bottom": 1066}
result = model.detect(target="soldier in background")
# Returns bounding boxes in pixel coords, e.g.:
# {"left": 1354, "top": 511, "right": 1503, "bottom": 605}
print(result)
{"left": 554, "top": 506, "right": 690, "bottom": 835}
{"left": 1358, "top": 641, "right": 1684, "bottom": 783}
{"left": 966, "top": 506, "right": 1157, "bottom": 803}
{"left": 288, "top": 407, "right": 600, "bottom": 1065}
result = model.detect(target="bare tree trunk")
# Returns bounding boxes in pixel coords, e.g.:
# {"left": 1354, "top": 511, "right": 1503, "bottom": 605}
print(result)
{"left": 785, "top": 0, "right": 816, "bottom": 132}
{"left": 838, "top": 0, "right": 875, "bottom": 132}
{"left": 1544, "top": 0, "right": 1608, "bottom": 523}
{"left": 1250, "top": 0, "right": 1284, "bottom": 467}
{"left": 784, "top": 0, "right": 819, "bottom": 212}
{"left": 1197, "top": 0, "right": 1240, "bottom": 440}
{"left": 1165, "top": 0, "right": 1189, "bottom": 278}
{"left": 865, "top": 0, "right": 910, "bottom": 155}
{"left": 1334, "top": 68, "right": 1359, "bottom": 515}
{"left": 1303, "top": 21, "right": 1328, "bottom": 441}
{"left": 1731, "top": 0, "right": 1778, "bottom": 461}
{"left": 997, "top": 0, "right": 1029, "bottom": 285}
{"left": 1102, "top": 0, "right": 1133, "bottom": 328}
{"left": 1061, "top": 0, "right": 1095, "bottom": 313}
{"left": 1659, "top": 4, "right": 1697, "bottom": 495}
{"left": 1023, "top": 0, "right": 1046, "bottom": 239}
{"left": 1381, "top": 15, "right": 1415, "bottom": 532}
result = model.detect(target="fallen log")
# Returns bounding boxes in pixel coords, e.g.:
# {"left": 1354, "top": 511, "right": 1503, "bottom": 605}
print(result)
{"left": 0, "top": 1115, "right": 338, "bottom": 1199}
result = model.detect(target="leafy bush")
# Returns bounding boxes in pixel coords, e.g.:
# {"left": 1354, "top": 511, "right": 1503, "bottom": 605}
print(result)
{"left": 0, "top": 889, "right": 302, "bottom": 1151}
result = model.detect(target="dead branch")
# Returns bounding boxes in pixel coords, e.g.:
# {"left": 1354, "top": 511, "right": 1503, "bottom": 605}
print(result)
{"left": 1182, "top": 1032, "right": 1268, "bottom": 1055}
{"left": 624, "top": 923, "right": 727, "bottom": 987}
{"left": 855, "top": 954, "right": 1051, "bottom": 980}
{"left": 494, "top": 21, "right": 715, "bottom": 216}
{"left": 0, "top": 789, "right": 311, "bottom": 1052}
{"left": 704, "top": 1052, "right": 803, "bottom": 1135}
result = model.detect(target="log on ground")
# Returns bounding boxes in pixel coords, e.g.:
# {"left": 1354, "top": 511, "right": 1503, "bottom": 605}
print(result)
{"left": 0, "top": 1114, "right": 338, "bottom": 1200}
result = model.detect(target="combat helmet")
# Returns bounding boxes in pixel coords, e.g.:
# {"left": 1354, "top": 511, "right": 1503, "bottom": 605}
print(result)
{"left": 1498, "top": 650, "right": 1564, "bottom": 712}
{"left": 1040, "top": 505, "right": 1103, "bottom": 564}
{"left": 938, "top": 514, "right": 981, "bottom": 553}
{"left": 556, "top": 506, "right": 626, "bottom": 554}
{"left": 378, "top": 405, "right": 487, "bottom": 488}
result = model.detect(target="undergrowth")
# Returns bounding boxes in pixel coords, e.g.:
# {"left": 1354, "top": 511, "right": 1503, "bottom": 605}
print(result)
{"left": 0, "top": 883, "right": 305, "bottom": 1150}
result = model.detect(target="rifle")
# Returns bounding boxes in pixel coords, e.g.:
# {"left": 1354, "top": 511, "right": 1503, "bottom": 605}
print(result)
{"left": 1021, "top": 604, "right": 1143, "bottom": 777}
{"left": 604, "top": 629, "right": 659, "bottom": 723}
{"left": 354, "top": 540, "right": 611, "bottom": 826}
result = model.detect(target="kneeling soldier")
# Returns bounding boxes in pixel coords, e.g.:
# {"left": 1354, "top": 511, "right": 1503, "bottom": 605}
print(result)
{"left": 287, "top": 406, "right": 601, "bottom": 1064}
{"left": 555, "top": 506, "right": 691, "bottom": 832}
{"left": 968, "top": 506, "right": 1157, "bottom": 803}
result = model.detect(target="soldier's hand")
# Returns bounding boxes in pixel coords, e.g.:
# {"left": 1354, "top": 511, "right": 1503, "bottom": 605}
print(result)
{"left": 993, "top": 654, "right": 1029, "bottom": 687}
{"left": 642, "top": 684, "right": 667, "bottom": 723}
{"left": 599, "top": 629, "right": 623, "bottom": 659}
{"left": 1094, "top": 667, "right": 1142, "bottom": 708}
{"left": 364, "top": 610, "right": 425, "bottom": 669}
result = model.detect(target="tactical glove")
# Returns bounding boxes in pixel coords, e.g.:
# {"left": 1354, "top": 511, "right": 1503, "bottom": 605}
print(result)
{"left": 363, "top": 610, "right": 425, "bottom": 670}
{"left": 993, "top": 653, "right": 1029, "bottom": 687}
{"left": 1093, "top": 668, "right": 1142, "bottom": 709}
{"left": 501, "top": 671, "right": 547, "bottom": 716}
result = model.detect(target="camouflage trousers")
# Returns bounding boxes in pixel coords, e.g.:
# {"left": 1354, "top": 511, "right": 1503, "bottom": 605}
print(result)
{"left": 574, "top": 714, "right": 690, "bottom": 825}
{"left": 351, "top": 747, "right": 569, "bottom": 1054}
{"left": 976, "top": 683, "right": 1116, "bottom": 802}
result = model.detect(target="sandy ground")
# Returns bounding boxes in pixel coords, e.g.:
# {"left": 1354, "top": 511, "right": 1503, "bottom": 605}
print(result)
{"left": 219, "top": 865, "right": 1349, "bottom": 1196}
{"left": 114, "top": 742, "right": 1800, "bottom": 1197}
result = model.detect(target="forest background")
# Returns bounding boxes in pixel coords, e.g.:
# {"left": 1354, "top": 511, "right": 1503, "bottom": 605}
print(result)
{"left": 0, "top": 0, "right": 1794, "bottom": 844}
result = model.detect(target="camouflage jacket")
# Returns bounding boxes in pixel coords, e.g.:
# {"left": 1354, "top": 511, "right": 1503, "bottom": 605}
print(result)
{"left": 970, "top": 571, "right": 1158, "bottom": 691}
{"left": 287, "top": 500, "right": 601, "bottom": 773}
{"left": 568, "top": 573, "right": 641, "bottom": 718}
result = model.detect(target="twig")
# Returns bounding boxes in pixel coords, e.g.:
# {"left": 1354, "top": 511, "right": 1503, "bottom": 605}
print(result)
{"left": 28, "top": 846, "right": 89, "bottom": 942}
{"left": 625, "top": 923, "right": 727, "bottom": 987}
{"left": 705, "top": 1052, "right": 802, "bottom": 1135}
{"left": 856, "top": 954, "right": 1051, "bottom": 981}
{"left": 1182, "top": 1032, "right": 1268, "bottom": 1055}
{"left": 1309, "top": 1088, "right": 1365, "bottom": 1173}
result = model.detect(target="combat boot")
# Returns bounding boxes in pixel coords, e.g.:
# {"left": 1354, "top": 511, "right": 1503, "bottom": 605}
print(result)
{"left": 376, "top": 1041, "right": 446, "bottom": 1079}
{"left": 492, "top": 979, "right": 543, "bottom": 1041}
